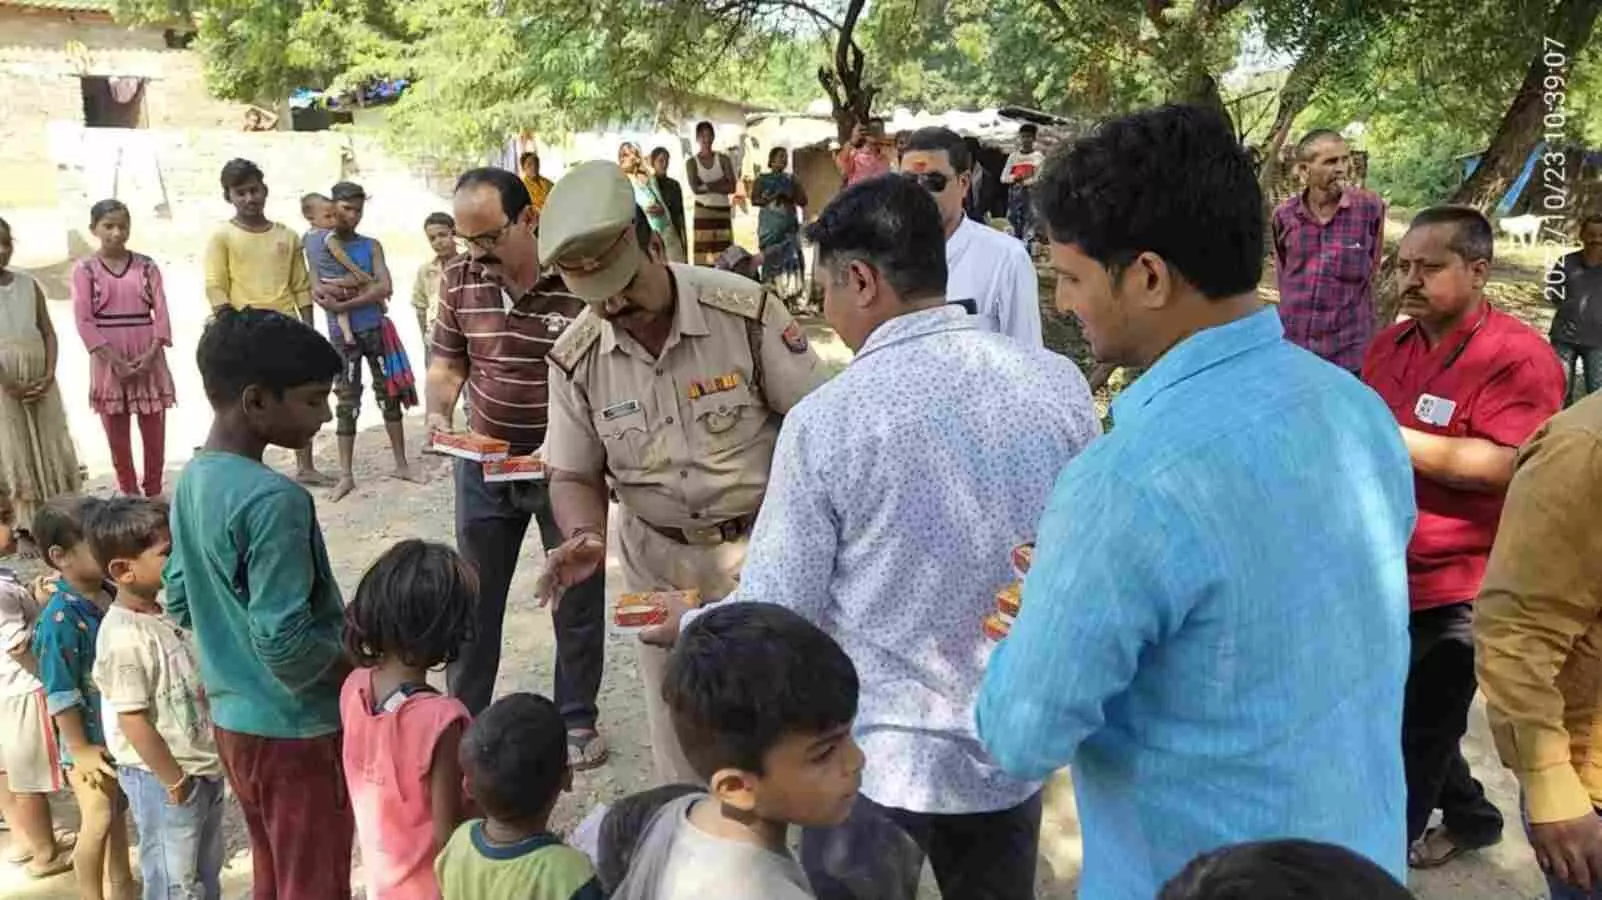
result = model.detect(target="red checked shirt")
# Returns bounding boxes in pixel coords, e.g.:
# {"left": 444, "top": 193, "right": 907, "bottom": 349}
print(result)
{"left": 1272, "top": 188, "right": 1387, "bottom": 372}
{"left": 1362, "top": 303, "right": 1565, "bottom": 610}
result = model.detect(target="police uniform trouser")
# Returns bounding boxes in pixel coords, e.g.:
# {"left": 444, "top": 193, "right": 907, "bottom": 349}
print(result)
{"left": 618, "top": 509, "right": 748, "bottom": 785}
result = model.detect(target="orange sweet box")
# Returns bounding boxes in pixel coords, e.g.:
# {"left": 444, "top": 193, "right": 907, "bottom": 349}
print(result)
{"left": 996, "top": 582, "right": 1022, "bottom": 618}
{"left": 1011, "top": 543, "right": 1034, "bottom": 577}
{"left": 483, "top": 454, "right": 545, "bottom": 483}
{"left": 611, "top": 590, "right": 703, "bottom": 634}
{"left": 982, "top": 611, "right": 1014, "bottom": 642}
{"left": 429, "top": 431, "right": 511, "bottom": 462}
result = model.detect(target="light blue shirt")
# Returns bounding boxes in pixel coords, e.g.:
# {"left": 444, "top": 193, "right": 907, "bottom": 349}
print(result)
{"left": 704, "top": 304, "right": 1099, "bottom": 814}
{"left": 977, "top": 307, "right": 1415, "bottom": 898}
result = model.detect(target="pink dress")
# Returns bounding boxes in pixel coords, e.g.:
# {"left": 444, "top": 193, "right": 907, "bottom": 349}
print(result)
{"left": 71, "top": 254, "right": 176, "bottom": 415}
{"left": 341, "top": 669, "right": 471, "bottom": 900}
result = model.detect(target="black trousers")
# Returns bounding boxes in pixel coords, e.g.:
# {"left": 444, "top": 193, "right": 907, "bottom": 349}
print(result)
{"left": 1402, "top": 601, "right": 1505, "bottom": 844}
{"left": 447, "top": 458, "right": 606, "bottom": 727}
{"left": 801, "top": 792, "right": 1042, "bottom": 900}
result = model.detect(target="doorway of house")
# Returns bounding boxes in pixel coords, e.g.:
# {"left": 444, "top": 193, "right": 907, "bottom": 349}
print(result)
{"left": 80, "top": 76, "right": 147, "bottom": 128}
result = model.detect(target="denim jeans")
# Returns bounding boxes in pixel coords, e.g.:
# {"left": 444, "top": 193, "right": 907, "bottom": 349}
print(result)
{"left": 118, "top": 766, "right": 225, "bottom": 900}
{"left": 1554, "top": 342, "right": 1602, "bottom": 406}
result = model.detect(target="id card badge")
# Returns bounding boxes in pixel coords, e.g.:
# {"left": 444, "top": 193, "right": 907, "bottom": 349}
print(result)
{"left": 1414, "top": 393, "right": 1458, "bottom": 428}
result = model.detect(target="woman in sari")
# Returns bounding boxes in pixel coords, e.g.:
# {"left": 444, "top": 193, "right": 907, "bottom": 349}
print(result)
{"left": 751, "top": 147, "right": 808, "bottom": 307}
{"left": 619, "top": 142, "right": 687, "bottom": 262}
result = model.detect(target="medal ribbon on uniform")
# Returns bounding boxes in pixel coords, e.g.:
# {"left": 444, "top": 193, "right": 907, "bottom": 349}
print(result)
{"left": 688, "top": 371, "right": 742, "bottom": 400}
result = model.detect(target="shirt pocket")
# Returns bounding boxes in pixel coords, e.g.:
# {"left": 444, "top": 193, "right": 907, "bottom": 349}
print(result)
{"left": 1328, "top": 231, "right": 1373, "bottom": 283}
{"left": 690, "top": 383, "right": 768, "bottom": 455}
{"left": 592, "top": 405, "right": 653, "bottom": 470}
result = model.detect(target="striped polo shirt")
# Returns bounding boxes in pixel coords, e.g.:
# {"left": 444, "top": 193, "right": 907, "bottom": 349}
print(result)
{"left": 432, "top": 257, "right": 587, "bottom": 453}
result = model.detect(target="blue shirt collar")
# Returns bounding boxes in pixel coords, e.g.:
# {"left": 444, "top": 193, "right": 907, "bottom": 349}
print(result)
{"left": 468, "top": 821, "right": 561, "bottom": 860}
{"left": 854, "top": 304, "right": 976, "bottom": 361}
{"left": 1111, "top": 306, "right": 1284, "bottom": 424}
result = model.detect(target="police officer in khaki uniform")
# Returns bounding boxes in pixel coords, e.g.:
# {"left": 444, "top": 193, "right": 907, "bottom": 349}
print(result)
{"left": 535, "top": 161, "right": 827, "bottom": 782}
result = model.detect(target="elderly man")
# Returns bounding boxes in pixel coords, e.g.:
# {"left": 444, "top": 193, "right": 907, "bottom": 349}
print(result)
{"left": 534, "top": 161, "right": 827, "bottom": 784}
{"left": 424, "top": 167, "right": 609, "bottom": 768}
{"left": 978, "top": 105, "right": 1418, "bottom": 898}
{"left": 1271, "top": 129, "right": 1387, "bottom": 373}
{"left": 646, "top": 174, "right": 1099, "bottom": 899}
{"left": 901, "top": 126, "right": 1042, "bottom": 346}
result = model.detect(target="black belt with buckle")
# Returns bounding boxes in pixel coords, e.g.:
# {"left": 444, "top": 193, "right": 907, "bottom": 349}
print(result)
{"left": 640, "top": 512, "right": 757, "bottom": 546}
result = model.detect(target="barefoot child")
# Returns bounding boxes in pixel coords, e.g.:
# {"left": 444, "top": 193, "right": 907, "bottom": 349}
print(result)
{"left": 304, "top": 181, "right": 421, "bottom": 501}
{"left": 202, "top": 160, "right": 332, "bottom": 487}
{"left": 86, "top": 497, "right": 225, "bottom": 900}
{"left": 412, "top": 212, "right": 457, "bottom": 366}
{"left": 436, "top": 693, "right": 601, "bottom": 900}
{"left": 0, "top": 489, "right": 74, "bottom": 878}
{"left": 0, "top": 217, "right": 83, "bottom": 548}
{"left": 301, "top": 193, "right": 355, "bottom": 347}
{"left": 342, "top": 539, "right": 475, "bottom": 900}
{"left": 72, "top": 200, "right": 177, "bottom": 499}
{"left": 31, "top": 498, "right": 137, "bottom": 900}
{"left": 166, "top": 307, "right": 354, "bottom": 898}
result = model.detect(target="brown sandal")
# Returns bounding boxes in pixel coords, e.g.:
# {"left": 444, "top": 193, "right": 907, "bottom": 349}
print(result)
{"left": 1408, "top": 825, "right": 1500, "bottom": 869}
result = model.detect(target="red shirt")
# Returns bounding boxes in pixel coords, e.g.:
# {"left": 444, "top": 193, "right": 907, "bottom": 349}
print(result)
{"left": 1362, "top": 304, "right": 1564, "bottom": 610}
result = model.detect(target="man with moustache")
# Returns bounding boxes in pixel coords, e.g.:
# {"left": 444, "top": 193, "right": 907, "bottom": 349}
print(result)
{"left": 424, "top": 167, "right": 610, "bottom": 769}
{"left": 1362, "top": 206, "right": 1564, "bottom": 869}
{"left": 533, "top": 161, "right": 827, "bottom": 783}
{"left": 1272, "top": 129, "right": 1387, "bottom": 373}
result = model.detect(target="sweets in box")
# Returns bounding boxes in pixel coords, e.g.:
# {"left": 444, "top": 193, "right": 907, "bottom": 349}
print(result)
{"left": 1011, "top": 543, "right": 1034, "bottom": 578}
{"left": 429, "top": 431, "right": 510, "bottom": 462}
{"left": 984, "top": 581, "right": 1023, "bottom": 641}
{"left": 611, "top": 590, "right": 703, "bottom": 636}
{"left": 982, "top": 611, "right": 1014, "bottom": 642}
{"left": 483, "top": 454, "right": 545, "bottom": 483}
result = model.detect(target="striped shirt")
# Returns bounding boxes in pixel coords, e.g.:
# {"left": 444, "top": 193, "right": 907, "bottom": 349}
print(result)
{"left": 431, "top": 257, "right": 586, "bottom": 453}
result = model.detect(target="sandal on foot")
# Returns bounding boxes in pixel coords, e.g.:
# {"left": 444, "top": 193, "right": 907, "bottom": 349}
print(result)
{"left": 6, "top": 829, "right": 77, "bottom": 865}
{"left": 24, "top": 849, "right": 73, "bottom": 879}
{"left": 1408, "top": 825, "right": 1500, "bottom": 869}
{"left": 567, "top": 728, "right": 610, "bottom": 771}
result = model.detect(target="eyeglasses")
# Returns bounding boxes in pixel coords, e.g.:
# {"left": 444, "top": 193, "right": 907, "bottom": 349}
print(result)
{"left": 456, "top": 221, "right": 514, "bottom": 253}
{"left": 902, "top": 171, "right": 951, "bottom": 193}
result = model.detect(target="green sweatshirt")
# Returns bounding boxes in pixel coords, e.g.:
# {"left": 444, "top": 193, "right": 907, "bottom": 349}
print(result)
{"left": 165, "top": 452, "right": 346, "bottom": 738}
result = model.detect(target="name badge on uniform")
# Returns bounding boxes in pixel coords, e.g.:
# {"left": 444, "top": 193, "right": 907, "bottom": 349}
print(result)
{"left": 601, "top": 399, "right": 641, "bottom": 421}
{"left": 1414, "top": 393, "right": 1457, "bottom": 428}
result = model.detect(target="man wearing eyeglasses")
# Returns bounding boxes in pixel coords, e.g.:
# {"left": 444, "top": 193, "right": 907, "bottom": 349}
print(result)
{"left": 531, "top": 161, "right": 827, "bottom": 784}
{"left": 900, "top": 127, "right": 1042, "bottom": 347}
{"left": 1361, "top": 205, "right": 1564, "bottom": 871}
{"left": 423, "top": 167, "right": 612, "bottom": 771}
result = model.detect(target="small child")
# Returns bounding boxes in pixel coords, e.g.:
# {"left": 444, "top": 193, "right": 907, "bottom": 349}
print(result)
{"left": 610, "top": 603, "right": 864, "bottom": 900}
{"left": 436, "top": 693, "right": 602, "bottom": 900}
{"left": 341, "top": 539, "right": 475, "bottom": 900}
{"left": 0, "top": 489, "right": 73, "bottom": 878}
{"left": 412, "top": 212, "right": 457, "bottom": 362}
{"left": 1158, "top": 839, "right": 1413, "bottom": 899}
{"left": 167, "top": 306, "right": 354, "bottom": 898}
{"left": 300, "top": 191, "right": 355, "bottom": 346}
{"left": 594, "top": 785, "right": 701, "bottom": 894}
{"left": 85, "top": 497, "right": 225, "bottom": 900}
{"left": 30, "top": 497, "right": 136, "bottom": 900}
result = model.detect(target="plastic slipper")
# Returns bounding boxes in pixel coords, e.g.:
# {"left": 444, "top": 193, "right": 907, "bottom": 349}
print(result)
{"left": 567, "top": 728, "right": 610, "bottom": 772}
{"left": 1408, "top": 824, "right": 1499, "bottom": 869}
{"left": 24, "top": 849, "right": 73, "bottom": 879}
{"left": 6, "top": 829, "right": 77, "bottom": 865}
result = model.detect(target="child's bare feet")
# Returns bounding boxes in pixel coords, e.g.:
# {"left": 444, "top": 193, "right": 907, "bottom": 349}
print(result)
{"left": 330, "top": 476, "right": 357, "bottom": 502}
{"left": 295, "top": 468, "right": 337, "bottom": 488}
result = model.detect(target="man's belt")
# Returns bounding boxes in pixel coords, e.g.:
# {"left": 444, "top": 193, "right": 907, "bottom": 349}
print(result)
{"left": 640, "top": 512, "right": 757, "bottom": 546}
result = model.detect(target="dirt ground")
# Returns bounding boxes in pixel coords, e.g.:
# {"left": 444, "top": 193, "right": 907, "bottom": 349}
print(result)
{"left": 0, "top": 235, "right": 1571, "bottom": 898}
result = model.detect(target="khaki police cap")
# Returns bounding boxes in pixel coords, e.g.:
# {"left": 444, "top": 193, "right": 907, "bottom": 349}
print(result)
{"left": 539, "top": 161, "right": 643, "bottom": 302}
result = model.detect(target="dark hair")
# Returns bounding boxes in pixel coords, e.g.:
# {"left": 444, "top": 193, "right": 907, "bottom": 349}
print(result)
{"left": 89, "top": 199, "right": 129, "bottom": 228}
{"left": 1158, "top": 840, "right": 1412, "bottom": 900}
{"left": 664, "top": 604, "right": 858, "bottom": 779}
{"left": 343, "top": 540, "right": 477, "bottom": 669}
{"left": 1295, "top": 129, "right": 1345, "bottom": 161}
{"left": 330, "top": 181, "right": 366, "bottom": 203}
{"left": 901, "top": 126, "right": 972, "bottom": 174}
{"left": 650, "top": 146, "right": 671, "bottom": 163}
{"left": 633, "top": 207, "right": 655, "bottom": 252}
{"left": 1411, "top": 205, "right": 1494, "bottom": 264}
{"left": 1036, "top": 104, "right": 1263, "bottom": 299}
{"left": 695, "top": 121, "right": 715, "bottom": 139}
{"left": 220, "top": 158, "right": 265, "bottom": 192}
{"left": 455, "top": 167, "right": 531, "bottom": 222}
{"left": 423, "top": 211, "right": 455, "bottom": 231}
{"left": 519, "top": 151, "right": 539, "bottom": 168}
{"left": 768, "top": 146, "right": 788, "bottom": 164}
{"left": 1580, "top": 213, "right": 1602, "bottom": 231}
{"left": 596, "top": 784, "right": 702, "bottom": 893}
{"left": 1018, "top": 123, "right": 1039, "bottom": 137}
{"left": 33, "top": 496, "right": 101, "bottom": 571}
{"left": 196, "top": 306, "right": 343, "bottom": 407}
{"left": 460, "top": 693, "right": 568, "bottom": 824}
{"left": 803, "top": 175, "right": 947, "bottom": 302}
{"left": 82, "top": 497, "right": 169, "bottom": 574}
{"left": 300, "top": 192, "right": 330, "bottom": 213}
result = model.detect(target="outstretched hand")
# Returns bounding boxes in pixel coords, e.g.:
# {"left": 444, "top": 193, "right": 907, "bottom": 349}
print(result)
{"left": 1533, "top": 813, "right": 1602, "bottom": 891}
{"left": 535, "top": 533, "right": 606, "bottom": 612}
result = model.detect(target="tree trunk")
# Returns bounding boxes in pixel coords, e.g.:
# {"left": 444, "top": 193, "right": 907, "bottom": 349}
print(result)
{"left": 817, "top": 0, "right": 875, "bottom": 144}
{"left": 1449, "top": 0, "right": 1602, "bottom": 210}
{"left": 1258, "top": 32, "right": 1333, "bottom": 196}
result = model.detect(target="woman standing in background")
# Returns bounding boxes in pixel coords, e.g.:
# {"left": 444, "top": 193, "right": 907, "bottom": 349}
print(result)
{"left": 752, "top": 146, "right": 808, "bottom": 308}
{"left": 71, "top": 200, "right": 175, "bottom": 498}
{"left": 685, "top": 121, "right": 736, "bottom": 266}
{"left": 619, "top": 142, "right": 687, "bottom": 263}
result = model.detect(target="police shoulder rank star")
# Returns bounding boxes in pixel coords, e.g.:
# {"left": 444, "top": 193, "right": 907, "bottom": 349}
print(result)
{"left": 780, "top": 322, "right": 808, "bottom": 354}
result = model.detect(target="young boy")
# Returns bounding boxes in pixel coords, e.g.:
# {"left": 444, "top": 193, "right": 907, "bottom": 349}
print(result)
{"left": 436, "top": 692, "right": 601, "bottom": 900}
{"left": 87, "top": 497, "right": 225, "bottom": 899}
{"left": 412, "top": 211, "right": 457, "bottom": 364}
{"left": 203, "top": 159, "right": 331, "bottom": 487}
{"left": 610, "top": 604, "right": 865, "bottom": 900}
{"left": 300, "top": 192, "right": 354, "bottom": 347}
{"left": 304, "top": 180, "right": 420, "bottom": 501}
{"left": 31, "top": 498, "right": 136, "bottom": 900}
{"left": 166, "top": 306, "right": 354, "bottom": 898}
{"left": 0, "top": 490, "right": 73, "bottom": 878}
{"left": 1158, "top": 840, "right": 1413, "bottom": 899}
